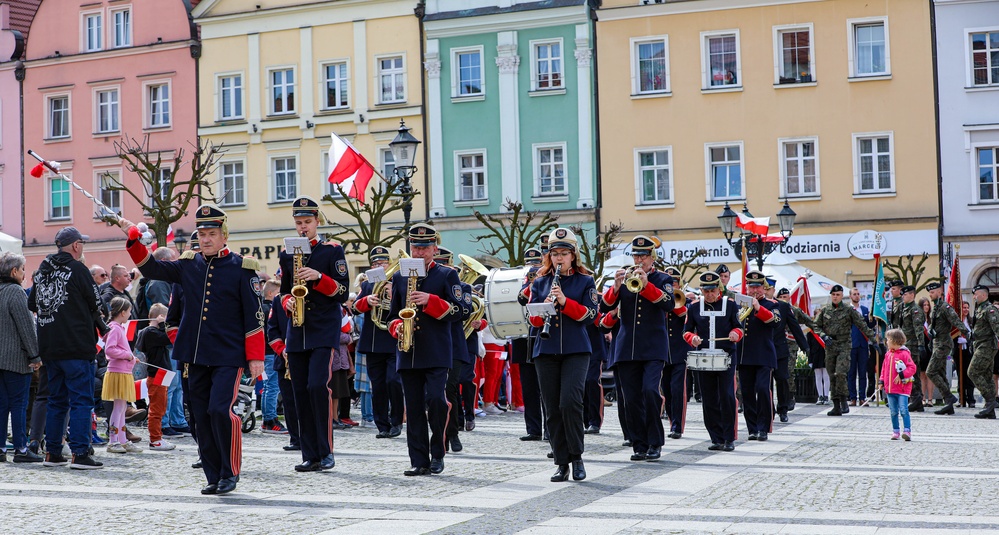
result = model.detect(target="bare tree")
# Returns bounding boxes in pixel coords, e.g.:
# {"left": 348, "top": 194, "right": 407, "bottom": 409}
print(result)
{"left": 321, "top": 174, "right": 419, "bottom": 258}
{"left": 570, "top": 221, "right": 623, "bottom": 280}
{"left": 102, "top": 135, "right": 225, "bottom": 248}
{"left": 472, "top": 199, "right": 559, "bottom": 266}
{"left": 883, "top": 253, "right": 941, "bottom": 294}
{"left": 665, "top": 248, "right": 710, "bottom": 288}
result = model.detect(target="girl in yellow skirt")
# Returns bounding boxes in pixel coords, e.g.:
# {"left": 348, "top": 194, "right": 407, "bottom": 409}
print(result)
{"left": 102, "top": 297, "right": 142, "bottom": 453}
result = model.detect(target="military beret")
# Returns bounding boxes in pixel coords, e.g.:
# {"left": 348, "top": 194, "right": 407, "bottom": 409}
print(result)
{"left": 195, "top": 204, "right": 227, "bottom": 229}
{"left": 369, "top": 246, "right": 390, "bottom": 262}
{"left": 777, "top": 288, "right": 790, "bottom": 297}
{"left": 715, "top": 264, "right": 730, "bottom": 274}
{"left": 889, "top": 280, "right": 904, "bottom": 288}
{"left": 408, "top": 223, "right": 438, "bottom": 246}
{"left": 974, "top": 284, "right": 990, "bottom": 294}
{"left": 699, "top": 271, "right": 721, "bottom": 289}
{"left": 548, "top": 228, "right": 577, "bottom": 252}
{"left": 831, "top": 284, "right": 844, "bottom": 293}
{"left": 291, "top": 196, "right": 320, "bottom": 218}
{"left": 746, "top": 270, "right": 767, "bottom": 287}
{"left": 925, "top": 281, "right": 942, "bottom": 291}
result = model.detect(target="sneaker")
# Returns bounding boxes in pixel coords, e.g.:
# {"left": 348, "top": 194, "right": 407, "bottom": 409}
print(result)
{"left": 28, "top": 440, "right": 41, "bottom": 455}
{"left": 483, "top": 403, "right": 503, "bottom": 415}
{"left": 150, "top": 440, "right": 176, "bottom": 451}
{"left": 261, "top": 420, "right": 289, "bottom": 435}
{"left": 161, "top": 427, "right": 184, "bottom": 438}
{"left": 106, "top": 443, "right": 127, "bottom": 454}
{"left": 359, "top": 419, "right": 373, "bottom": 428}
{"left": 123, "top": 442, "right": 144, "bottom": 453}
{"left": 474, "top": 408, "right": 486, "bottom": 417}
{"left": 172, "top": 425, "right": 192, "bottom": 435}
{"left": 891, "top": 432, "right": 900, "bottom": 440}
{"left": 902, "top": 430, "right": 911, "bottom": 441}
{"left": 13, "top": 449, "right": 43, "bottom": 463}
{"left": 90, "top": 431, "right": 108, "bottom": 445}
{"left": 340, "top": 418, "right": 360, "bottom": 427}
{"left": 70, "top": 454, "right": 104, "bottom": 470}
{"left": 42, "top": 452, "right": 69, "bottom": 467}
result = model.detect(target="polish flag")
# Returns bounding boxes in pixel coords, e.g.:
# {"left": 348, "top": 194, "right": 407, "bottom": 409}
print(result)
{"left": 135, "top": 379, "right": 149, "bottom": 401}
{"left": 736, "top": 214, "right": 770, "bottom": 235}
{"left": 341, "top": 313, "right": 352, "bottom": 333}
{"left": 327, "top": 133, "right": 376, "bottom": 202}
{"left": 148, "top": 367, "right": 176, "bottom": 388}
{"left": 790, "top": 275, "right": 824, "bottom": 348}
{"left": 150, "top": 225, "right": 174, "bottom": 251}
{"left": 125, "top": 320, "right": 140, "bottom": 342}
{"left": 96, "top": 336, "right": 106, "bottom": 355}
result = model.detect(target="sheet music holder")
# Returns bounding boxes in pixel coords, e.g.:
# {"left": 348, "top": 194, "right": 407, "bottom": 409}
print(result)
{"left": 733, "top": 293, "right": 754, "bottom": 307}
{"left": 399, "top": 258, "right": 427, "bottom": 277}
{"left": 526, "top": 302, "right": 557, "bottom": 317}
{"left": 283, "top": 237, "right": 312, "bottom": 255}
{"left": 365, "top": 267, "right": 387, "bottom": 283}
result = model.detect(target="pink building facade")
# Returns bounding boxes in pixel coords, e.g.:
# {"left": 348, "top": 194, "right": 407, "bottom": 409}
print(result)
{"left": 20, "top": 0, "right": 199, "bottom": 272}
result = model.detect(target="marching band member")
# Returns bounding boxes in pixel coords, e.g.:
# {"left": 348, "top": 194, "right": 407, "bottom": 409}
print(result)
{"left": 278, "top": 197, "right": 351, "bottom": 473}
{"left": 513, "top": 248, "right": 545, "bottom": 441}
{"left": 387, "top": 223, "right": 465, "bottom": 476}
{"left": 767, "top": 279, "right": 808, "bottom": 423}
{"left": 600, "top": 236, "right": 678, "bottom": 461}
{"left": 582, "top": 297, "right": 607, "bottom": 436}
{"left": 434, "top": 247, "right": 474, "bottom": 453}
{"left": 119, "top": 206, "right": 264, "bottom": 495}
{"left": 266, "top": 282, "right": 300, "bottom": 452}
{"left": 740, "top": 271, "right": 781, "bottom": 441}
{"left": 352, "top": 247, "right": 404, "bottom": 438}
{"left": 527, "top": 228, "right": 598, "bottom": 482}
{"left": 663, "top": 266, "right": 690, "bottom": 439}
{"left": 684, "top": 271, "right": 743, "bottom": 452}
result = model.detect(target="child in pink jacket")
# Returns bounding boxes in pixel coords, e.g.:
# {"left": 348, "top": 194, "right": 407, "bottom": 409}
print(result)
{"left": 878, "top": 328, "right": 918, "bottom": 441}
{"left": 101, "top": 296, "right": 141, "bottom": 453}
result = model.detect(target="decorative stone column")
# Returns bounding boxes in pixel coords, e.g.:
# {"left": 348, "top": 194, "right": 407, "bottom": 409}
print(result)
{"left": 425, "top": 39, "right": 447, "bottom": 218}
{"left": 496, "top": 31, "right": 521, "bottom": 210}
{"left": 574, "top": 24, "right": 595, "bottom": 210}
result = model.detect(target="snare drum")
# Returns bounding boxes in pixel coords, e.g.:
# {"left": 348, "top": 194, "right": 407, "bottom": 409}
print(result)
{"left": 483, "top": 267, "right": 532, "bottom": 339}
{"left": 686, "top": 349, "right": 731, "bottom": 371}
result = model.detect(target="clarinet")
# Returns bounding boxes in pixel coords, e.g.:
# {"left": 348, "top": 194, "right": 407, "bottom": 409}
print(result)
{"left": 539, "top": 265, "right": 561, "bottom": 340}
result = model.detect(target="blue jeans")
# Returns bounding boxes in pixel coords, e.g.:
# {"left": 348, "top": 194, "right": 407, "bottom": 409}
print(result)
{"left": 165, "top": 357, "right": 188, "bottom": 429}
{"left": 887, "top": 393, "right": 911, "bottom": 431}
{"left": 847, "top": 346, "right": 869, "bottom": 401}
{"left": 359, "top": 392, "right": 373, "bottom": 422}
{"left": 262, "top": 353, "right": 279, "bottom": 422}
{"left": 45, "top": 359, "right": 95, "bottom": 456}
{"left": 0, "top": 371, "right": 32, "bottom": 452}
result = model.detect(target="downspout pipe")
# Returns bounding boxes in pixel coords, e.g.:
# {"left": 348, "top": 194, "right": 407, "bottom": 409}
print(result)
{"left": 929, "top": 0, "right": 945, "bottom": 277}
{"left": 589, "top": 1, "right": 602, "bottom": 246}
{"left": 416, "top": 2, "right": 431, "bottom": 222}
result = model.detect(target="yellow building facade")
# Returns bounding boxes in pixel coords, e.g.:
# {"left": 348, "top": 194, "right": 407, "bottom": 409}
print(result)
{"left": 596, "top": 0, "right": 940, "bottom": 293}
{"left": 192, "top": 0, "right": 424, "bottom": 277}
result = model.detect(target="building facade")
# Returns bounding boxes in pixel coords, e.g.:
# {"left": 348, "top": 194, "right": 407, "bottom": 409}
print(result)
{"left": 18, "top": 0, "right": 199, "bottom": 271}
{"left": 595, "top": 0, "right": 940, "bottom": 292}
{"left": 422, "top": 0, "right": 597, "bottom": 264}
{"left": 935, "top": 0, "right": 999, "bottom": 301}
{"left": 193, "top": 0, "right": 424, "bottom": 276}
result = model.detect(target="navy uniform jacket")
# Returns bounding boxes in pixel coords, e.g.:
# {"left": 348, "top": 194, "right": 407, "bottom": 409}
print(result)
{"left": 527, "top": 269, "right": 598, "bottom": 357}
{"left": 279, "top": 239, "right": 350, "bottom": 351}
{"left": 353, "top": 280, "right": 400, "bottom": 355}
{"left": 449, "top": 281, "right": 474, "bottom": 365}
{"left": 512, "top": 267, "right": 540, "bottom": 364}
{"left": 667, "top": 299, "right": 691, "bottom": 365}
{"left": 773, "top": 300, "right": 808, "bottom": 360}
{"left": 587, "top": 319, "right": 607, "bottom": 363}
{"left": 741, "top": 299, "right": 781, "bottom": 368}
{"left": 165, "top": 283, "right": 183, "bottom": 345}
{"left": 388, "top": 262, "right": 465, "bottom": 370}
{"left": 127, "top": 241, "right": 264, "bottom": 367}
{"left": 683, "top": 297, "right": 744, "bottom": 359}
{"left": 267, "top": 295, "right": 290, "bottom": 374}
{"left": 601, "top": 269, "right": 676, "bottom": 363}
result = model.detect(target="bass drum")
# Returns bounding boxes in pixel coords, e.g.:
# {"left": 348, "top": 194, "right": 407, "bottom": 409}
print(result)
{"left": 483, "top": 266, "right": 532, "bottom": 340}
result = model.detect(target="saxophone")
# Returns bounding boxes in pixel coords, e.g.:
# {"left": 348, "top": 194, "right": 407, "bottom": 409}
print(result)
{"left": 290, "top": 242, "right": 308, "bottom": 327}
{"left": 397, "top": 269, "right": 418, "bottom": 352}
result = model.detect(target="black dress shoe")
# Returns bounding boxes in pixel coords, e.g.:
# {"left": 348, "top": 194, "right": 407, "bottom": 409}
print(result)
{"left": 404, "top": 466, "right": 431, "bottom": 476}
{"left": 630, "top": 451, "right": 647, "bottom": 461}
{"left": 622, "top": 440, "right": 632, "bottom": 447}
{"left": 429, "top": 458, "right": 444, "bottom": 474}
{"left": 708, "top": 443, "right": 723, "bottom": 451}
{"left": 546, "top": 451, "right": 554, "bottom": 459}
{"left": 376, "top": 431, "right": 390, "bottom": 439}
{"left": 216, "top": 477, "right": 237, "bottom": 494}
{"left": 788, "top": 399, "right": 796, "bottom": 411}
{"left": 283, "top": 444, "right": 301, "bottom": 451}
{"left": 667, "top": 431, "right": 681, "bottom": 439}
{"left": 779, "top": 412, "right": 789, "bottom": 423}
{"left": 450, "top": 436, "right": 463, "bottom": 452}
{"left": 934, "top": 403, "right": 955, "bottom": 415}
{"left": 200, "top": 483, "right": 218, "bottom": 495}
{"left": 723, "top": 441, "right": 735, "bottom": 452}
{"left": 192, "top": 458, "right": 203, "bottom": 469}
{"left": 388, "top": 425, "right": 403, "bottom": 437}
{"left": 646, "top": 447, "right": 661, "bottom": 461}
{"left": 551, "top": 465, "right": 570, "bottom": 482}
{"left": 758, "top": 432, "right": 768, "bottom": 442}
{"left": 571, "top": 460, "right": 586, "bottom": 481}
{"left": 583, "top": 425, "right": 600, "bottom": 435}
{"left": 520, "top": 434, "right": 542, "bottom": 441}
{"left": 747, "top": 433, "right": 759, "bottom": 441}
{"left": 295, "top": 460, "right": 322, "bottom": 472}
{"left": 320, "top": 454, "right": 336, "bottom": 470}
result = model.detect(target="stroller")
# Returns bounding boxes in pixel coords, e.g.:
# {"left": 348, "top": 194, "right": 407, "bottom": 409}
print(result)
{"left": 232, "top": 373, "right": 257, "bottom": 433}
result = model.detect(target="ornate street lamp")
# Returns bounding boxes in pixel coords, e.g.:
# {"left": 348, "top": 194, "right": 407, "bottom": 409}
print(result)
{"left": 717, "top": 202, "right": 738, "bottom": 241}
{"left": 777, "top": 200, "right": 797, "bottom": 240}
{"left": 717, "top": 200, "right": 796, "bottom": 273}
{"left": 389, "top": 119, "right": 421, "bottom": 250}
{"left": 173, "top": 229, "right": 188, "bottom": 253}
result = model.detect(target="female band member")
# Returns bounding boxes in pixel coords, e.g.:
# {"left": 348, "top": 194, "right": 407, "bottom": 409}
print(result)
{"left": 527, "top": 228, "right": 598, "bottom": 482}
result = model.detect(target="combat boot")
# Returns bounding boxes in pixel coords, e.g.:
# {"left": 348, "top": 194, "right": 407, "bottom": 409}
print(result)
{"left": 827, "top": 399, "right": 843, "bottom": 416}
{"left": 840, "top": 399, "right": 850, "bottom": 414}
{"left": 974, "top": 400, "right": 997, "bottom": 419}
{"left": 934, "top": 402, "right": 955, "bottom": 415}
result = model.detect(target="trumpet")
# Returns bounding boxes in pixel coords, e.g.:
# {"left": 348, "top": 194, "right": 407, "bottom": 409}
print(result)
{"left": 290, "top": 235, "right": 308, "bottom": 327}
{"left": 397, "top": 268, "right": 419, "bottom": 352}
{"left": 540, "top": 265, "right": 561, "bottom": 340}
{"left": 624, "top": 266, "right": 646, "bottom": 293}
{"left": 371, "top": 248, "right": 408, "bottom": 330}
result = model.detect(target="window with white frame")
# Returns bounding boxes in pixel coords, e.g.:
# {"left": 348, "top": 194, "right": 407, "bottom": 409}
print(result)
{"left": 98, "top": 170, "right": 122, "bottom": 217}
{"left": 269, "top": 68, "right": 295, "bottom": 115}
{"left": 453, "top": 48, "right": 483, "bottom": 97}
{"left": 322, "top": 150, "right": 342, "bottom": 198}
{"left": 83, "top": 12, "right": 102, "bottom": 52}
{"left": 378, "top": 56, "right": 405, "bottom": 104}
{"left": 154, "top": 167, "right": 172, "bottom": 202}
{"left": 854, "top": 133, "right": 894, "bottom": 193}
{"left": 218, "top": 74, "right": 243, "bottom": 120}
{"left": 456, "top": 151, "right": 487, "bottom": 202}
{"left": 48, "top": 95, "right": 70, "bottom": 139}
{"left": 703, "top": 31, "right": 740, "bottom": 88}
{"left": 971, "top": 31, "right": 999, "bottom": 86}
{"left": 535, "top": 144, "right": 566, "bottom": 196}
{"left": 50, "top": 177, "right": 71, "bottom": 220}
{"left": 322, "top": 62, "right": 349, "bottom": 110}
{"left": 707, "top": 143, "right": 743, "bottom": 200}
{"left": 380, "top": 148, "right": 396, "bottom": 180}
{"left": 776, "top": 26, "right": 814, "bottom": 83}
{"left": 849, "top": 19, "right": 889, "bottom": 77}
{"left": 533, "top": 40, "right": 563, "bottom": 90}
{"left": 148, "top": 83, "right": 170, "bottom": 128}
{"left": 273, "top": 157, "right": 297, "bottom": 202}
{"left": 637, "top": 148, "right": 672, "bottom": 204}
{"left": 219, "top": 161, "right": 246, "bottom": 206}
{"left": 633, "top": 38, "right": 669, "bottom": 94}
{"left": 111, "top": 8, "right": 131, "bottom": 48}
{"left": 781, "top": 138, "right": 819, "bottom": 197}
{"left": 95, "top": 88, "right": 119, "bottom": 133}
{"left": 978, "top": 147, "right": 999, "bottom": 202}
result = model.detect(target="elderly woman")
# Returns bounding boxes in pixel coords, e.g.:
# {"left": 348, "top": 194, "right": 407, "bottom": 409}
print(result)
{"left": 0, "top": 252, "right": 41, "bottom": 463}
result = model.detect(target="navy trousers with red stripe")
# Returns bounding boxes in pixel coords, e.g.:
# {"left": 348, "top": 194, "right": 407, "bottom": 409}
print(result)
{"left": 400, "top": 367, "right": 449, "bottom": 469}
{"left": 288, "top": 348, "right": 335, "bottom": 463}
{"left": 700, "top": 366, "right": 737, "bottom": 444}
{"left": 661, "top": 361, "right": 688, "bottom": 434}
{"left": 739, "top": 365, "right": 774, "bottom": 435}
{"left": 187, "top": 364, "right": 243, "bottom": 484}
{"left": 617, "top": 360, "right": 666, "bottom": 453}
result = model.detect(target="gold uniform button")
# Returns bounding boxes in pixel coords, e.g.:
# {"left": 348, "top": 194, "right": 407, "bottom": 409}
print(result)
{"left": 205, "top": 299, "right": 210, "bottom": 304}
{"left": 208, "top": 274, "right": 213, "bottom": 278}
{"left": 206, "top": 291, "right": 211, "bottom": 295}
{"left": 202, "top": 316, "right": 208, "bottom": 321}
{"left": 204, "top": 307, "right": 209, "bottom": 312}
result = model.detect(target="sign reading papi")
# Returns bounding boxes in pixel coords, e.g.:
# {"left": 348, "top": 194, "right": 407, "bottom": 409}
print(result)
{"left": 616, "top": 229, "right": 937, "bottom": 263}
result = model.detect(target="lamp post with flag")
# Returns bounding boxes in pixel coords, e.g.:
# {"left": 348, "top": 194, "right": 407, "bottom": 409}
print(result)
{"left": 389, "top": 119, "right": 421, "bottom": 250}
{"left": 717, "top": 200, "right": 797, "bottom": 272}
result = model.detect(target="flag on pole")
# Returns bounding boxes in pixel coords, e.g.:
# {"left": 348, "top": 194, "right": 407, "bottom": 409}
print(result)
{"left": 789, "top": 274, "right": 824, "bottom": 348}
{"left": 125, "top": 320, "right": 140, "bottom": 342}
{"left": 735, "top": 214, "right": 770, "bottom": 235}
{"left": 150, "top": 225, "right": 174, "bottom": 251}
{"left": 327, "top": 133, "right": 377, "bottom": 202}
{"left": 134, "top": 378, "right": 149, "bottom": 401}
{"left": 148, "top": 367, "right": 176, "bottom": 388}
{"left": 872, "top": 255, "right": 888, "bottom": 325}
{"left": 740, "top": 240, "right": 748, "bottom": 295}
{"left": 946, "top": 247, "right": 962, "bottom": 319}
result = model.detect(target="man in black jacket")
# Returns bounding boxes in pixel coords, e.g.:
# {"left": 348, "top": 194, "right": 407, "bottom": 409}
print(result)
{"left": 28, "top": 227, "right": 107, "bottom": 470}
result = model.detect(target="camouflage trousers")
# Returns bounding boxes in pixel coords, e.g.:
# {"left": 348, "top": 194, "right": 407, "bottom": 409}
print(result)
{"left": 927, "top": 340, "right": 956, "bottom": 402}
{"left": 969, "top": 349, "right": 997, "bottom": 402}
{"left": 826, "top": 342, "right": 851, "bottom": 401}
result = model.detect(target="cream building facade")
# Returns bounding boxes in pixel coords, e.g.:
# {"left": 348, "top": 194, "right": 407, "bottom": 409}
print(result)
{"left": 193, "top": 0, "right": 424, "bottom": 276}
{"left": 595, "top": 0, "right": 940, "bottom": 293}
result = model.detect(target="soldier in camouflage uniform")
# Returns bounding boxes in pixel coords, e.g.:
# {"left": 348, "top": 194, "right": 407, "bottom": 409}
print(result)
{"left": 894, "top": 285, "right": 928, "bottom": 412}
{"left": 716, "top": 265, "right": 736, "bottom": 300}
{"left": 970, "top": 285, "right": 999, "bottom": 419}
{"left": 814, "top": 285, "right": 876, "bottom": 416}
{"left": 925, "top": 281, "right": 971, "bottom": 415}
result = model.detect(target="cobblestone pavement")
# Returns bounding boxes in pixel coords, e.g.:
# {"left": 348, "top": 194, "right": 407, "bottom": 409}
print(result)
{"left": 4, "top": 399, "right": 999, "bottom": 534}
